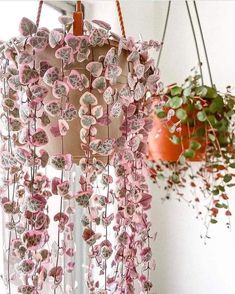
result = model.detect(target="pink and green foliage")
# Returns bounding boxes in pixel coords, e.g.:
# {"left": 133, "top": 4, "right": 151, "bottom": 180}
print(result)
{"left": 0, "top": 15, "right": 161, "bottom": 293}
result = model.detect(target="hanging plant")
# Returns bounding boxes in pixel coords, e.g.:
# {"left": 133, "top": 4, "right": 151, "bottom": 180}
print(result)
{"left": 148, "top": 73, "right": 235, "bottom": 235}
{"left": 0, "top": 2, "right": 161, "bottom": 293}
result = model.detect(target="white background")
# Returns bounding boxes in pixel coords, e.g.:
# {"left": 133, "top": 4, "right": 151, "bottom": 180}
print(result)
{"left": 0, "top": 1, "right": 235, "bottom": 294}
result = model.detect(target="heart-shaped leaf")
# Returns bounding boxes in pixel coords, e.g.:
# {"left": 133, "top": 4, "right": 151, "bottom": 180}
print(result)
{"left": 18, "top": 51, "right": 34, "bottom": 65}
{"left": 92, "top": 76, "right": 106, "bottom": 93}
{"left": 31, "top": 128, "right": 48, "bottom": 147}
{"left": 135, "top": 64, "right": 145, "bottom": 79}
{"left": 19, "top": 17, "right": 37, "bottom": 36}
{"left": 49, "top": 29, "right": 63, "bottom": 48}
{"left": 39, "top": 60, "right": 51, "bottom": 77}
{"left": 19, "top": 65, "right": 39, "bottom": 85}
{"left": 58, "top": 16, "right": 74, "bottom": 26}
{"left": 110, "top": 101, "right": 122, "bottom": 117}
{"left": 55, "top": 46, "right": 74, "bottom": 65}
{"left": 89, "top": 28, "right": 107, "bottom": 47}
{"left": 105, "top": 64, "right": 122, "bottom": 85}
{"left": 58, "top": 119, "right": 69, "bottom": 136}
{"left": 62, "top": 104, "right": 77, "bottom": 121}
{"left": 103, "top": 86, "right": 114, "bottom": 105}
{"left": 80, "top": 92, "right": 97, "bottom": 106}
{"left": 52, "top": 80, "right": 69, "bottom": 99}
{"left": 134, "top": 82, "right": 145, "bottom": 101}
{"left": 86, "top": 62, "right": 103, "bottom": 77}
{"left": 81, "top": 115, "right": 96, "bottom": 129}
{"left": 43, "top": 66, "right": 59, "bottom": 86}
{"left": 92, "top": 20, "right": 111, "bottom": 31}
{"left": 91, "top": 105, "right": 103, "bottom": 119}
{"left": 119, "top": 86, "right": 134, "bottom": 106}
{"left": 28, "top": 36, "right": 48, "bottom": 51}
{"left": 65, "top": 33, "right": 80, "bottom": 52}
{"left": 45, "top": 100, "right": 61, "bottom": 116}
{"left": 30, "top": 85, "right": 48, "bottom": 102}
{"left": 8, "top": 75, "right": 21, "bottom": 91}
{"left": 104, "top": 47, "right": 118, "bottom": 66}
{"left": 127, "top": 50, "right": 139, "bottom": 62}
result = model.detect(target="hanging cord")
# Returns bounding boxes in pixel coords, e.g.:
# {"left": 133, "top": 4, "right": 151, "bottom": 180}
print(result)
{"left": 156, "top": 1, "right": 171, "bottom": 67}
{"left": 193, "top": 1, "right": 213, "bottom": 87}
{"left": 115, "top": 0, "right": 126, "bottom": 38}
{"left": 185, "top": 1, "right": 204, "bottom": 85}
{"left": 36, "top": 0, "right": 44, "bottom": 28}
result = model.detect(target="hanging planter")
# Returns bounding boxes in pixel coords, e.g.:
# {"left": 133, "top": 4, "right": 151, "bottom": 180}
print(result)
{"left": 0, "top": 1, "right": 161, "bottom": 293}
{"left": 148, "top": 1, "right": 235, "bottom": 234}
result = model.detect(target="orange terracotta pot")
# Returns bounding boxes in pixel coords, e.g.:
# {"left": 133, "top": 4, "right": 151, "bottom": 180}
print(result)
{"left": 147, "top": 102, "right": 206, "bottom": 162}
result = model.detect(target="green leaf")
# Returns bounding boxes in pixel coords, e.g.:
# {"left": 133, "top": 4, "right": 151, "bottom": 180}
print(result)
{"left": 195, "top": 86, "right": 207, "bottom": 97}
{"left": 156, "top": 110, "right": 167, "bottom": 119}
{"left": 176, "top": 108, "right": 187, "bottom": 121}
{"left": 210, "top": 219, "right": 218, "bottom": 224}
{"left": 209, "top": 96, "right": 224, "bottom": 113}
{"left": 229, "top": 162, "right": 235, "bottom": 168}
{"left": 170, "top": 135, "right": 181, "bottom": 145}
{"left": 197, "top": 111, "right": 207, "bottom": 122}
{"left": 183, "top": 148, "right": 195, "bottom": 158}
{"left": 196, "top": 127, "right": 205, "bottom": 137}
{"left": 224, "top": 174, "right": 232, "bottom": 183}
{"left": 190, "top": 140, "right": 202, "bottom": 151}
{"left": 208, "top": 133, "right": 216, "bottom": 142}
{"left": 205, "top": 87, "right": 218, "bottom": 99}
{"left": 172, "top": 173, "right": 180, "bottom": 183}
{"left": 170, "top": 86, "right": 182, "bottom": 96}
{"left": 169, "top": 96, "right": 183, "bottom": 109}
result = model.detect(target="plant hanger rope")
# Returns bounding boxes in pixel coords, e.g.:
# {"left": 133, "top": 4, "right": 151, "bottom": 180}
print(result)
{"left": 115, "top": 0, "right": 126, "bottom": 38}
{"left": 185, "top": 1, "right": 204, "bottom": 85}
{"left": 156, "top": 1, "right": 171, "bottom": 67}
{"left": 193, "top": 1, "right": 214, "bottom": 87}
{"left": 36, "top": 0, "right": 44, "bottom": 28}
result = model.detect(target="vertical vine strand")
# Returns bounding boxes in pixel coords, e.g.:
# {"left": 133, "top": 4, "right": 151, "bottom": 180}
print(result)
{"left": 185, "top": 1, "right": 204, "bottom": 85}
{"left": 36, "top": 0, "right": 44, "bottom": 28}
{"left": 193, "top": 1, "right": 214, "bottom": 87}
{"left": 156, "top": 1, "right": 171, "bottom": 67}
{"left": 115, "top": 0, "right": 126, "bottom": 38}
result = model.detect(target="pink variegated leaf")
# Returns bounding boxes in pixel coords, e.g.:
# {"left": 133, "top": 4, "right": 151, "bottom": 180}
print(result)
{"left": 80, "top": 92, "right": 97, "bottom": 106}
{"left": 110, "top": 101, "right": 122, "bottom": 118}
{"left": 50, "top": 124, "right": 60, "bottom": 137}
{"left": 31, "top": 128, "right": 48, "bottom": 147}
{"left": 81, "top": 115, "right": 96, "bottom": 129}
{"left": 8, "top": 75, "right": 21, "bottom": 91}
{"left": 92, "top": 76, "right": 106, "bottom": 93}
{"left": 135, "top": 63, "right": 145, "bottom": 79}
{"left": 45, "top": 100, "right": 61, "bottom": 117}
{"left": 86, "top": 62, "right": 103, "bottom": 77}
{"left": 43, "top": 66, "right": 59, "bottom": 86}
{"left": 81, "top": 74, "right": 89, "bottom": 88}
{"left": 146, "top": 73, "right": 160, "bottom": 94}
{"left": 127, "top": 50, "right": 139, "bottom": 62}
{"left": 84, "top": 20, "right": 93, "bottom": 32}
{"left": 55, "top": 46, "right": 74, "bottom": 65}
{"left": 23, "top": 230, "right": 45, "bottom": 250}
{"left": 92, "top": 20, "right": 111, "bottom": 31}
{"left": 58, "top": 16, "right": 74, "bottom": 25}
{"left": 49, "top": 29, "right": 63, "bottom": 48}
{"left": 19, "top": 65, "right": 39, "bottom": 85}
{"left": 28, "top": 36, "right": 48, "bottom": 51}
{"left": 19, "top": 17, "right": 37, "bottom": 36}
{"left": 2, "top": 98, "right": 15, "bottom": 111}
{"left": 80, "top": 128, "right": 87, "bottom": 143}
{"left": 63, "top": 104, "right": 77, "bottom": 121}
{"left": 134, "top": 82, "right": 145, "bottom": 101}
{"left": 105, "top": 64, "right": 122, "bottom": 85}
{"left": 17, "top": 51, "right": 34, "bottom": 65}
{"left": 40, "top": 111, "right": 51, "bottom": 126}
{"left": 103, "top": 86, "right": 114, "bottom": 105}
{"left": 89, "top": 28, "right": 107, "bottom": 47}
{"left": 78, "top": 105, "right": 89, "bottom": 118}
{"left": 30, "top": 85, "right": 48, "bottom": 101}
{"left": 90, "top": 126, "right": 97, "bottom": 137}
{"left": 39, "top": 60, "right": 51, "bottom": 77}
{"left": 126, "top": 104, "right": 137, "bottom": 117}
{"left": 50, "top": 154, "right": 72, "bottom": 170}
{"left": 0, "top": 151, "right": 17, "bottom": 168}
{"left": 65, "top": 33, "right": 80, "bottom": 53}
{"left": 104, "top": 47, "right": 118, "bottom": 66}
{"left": 52, "top": 80, "right": 69, "bottom": 99}
{"left": 58, "top": 119, "right": 69, "bottom": 136}
{"left": 128, "top": 73, "right": 137, "bottom": 90}
{"left": 67, "top": 70, "right": 81, "bottom": 90}
{"left": 91, "top": 105, "right": 103, "bottom": 119}
{"left": 97, "top": 138, "right": 115, "bottom": 156}
{"left": 119, "top": 86, "right": 134, "bottom": 107}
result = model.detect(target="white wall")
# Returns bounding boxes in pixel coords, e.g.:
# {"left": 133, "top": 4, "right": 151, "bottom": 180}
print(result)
{"left": 83, "top": 1, "right": 235, "bottom": 294}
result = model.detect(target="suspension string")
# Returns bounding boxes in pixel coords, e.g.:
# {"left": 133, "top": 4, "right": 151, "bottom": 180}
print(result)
{"left": 185, "top": 1, "right": 204, "bottom": 85}
{"left": 156, "top": 1, "right": 171, "bottom": 67}
{"left": 115, "top": 0, "right": 126, "bottom": 38}
{"left": 193, "top": 1, "right": 213, "bottom": 87}
{"left": 36, "top": 0, "right": 44, "bottom": 28}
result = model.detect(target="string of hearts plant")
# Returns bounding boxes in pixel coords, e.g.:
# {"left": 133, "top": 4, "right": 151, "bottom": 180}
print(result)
{"left": 0, "top": 7, "right": 161, "bottom": 294}
{"left": 149, "top": 74, "right": 235, "bottom": 239}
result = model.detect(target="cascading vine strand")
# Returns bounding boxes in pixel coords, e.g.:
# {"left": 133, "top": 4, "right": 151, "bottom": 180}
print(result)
{"left": 0, "top": 12, "right": 161, "bottom": 294}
